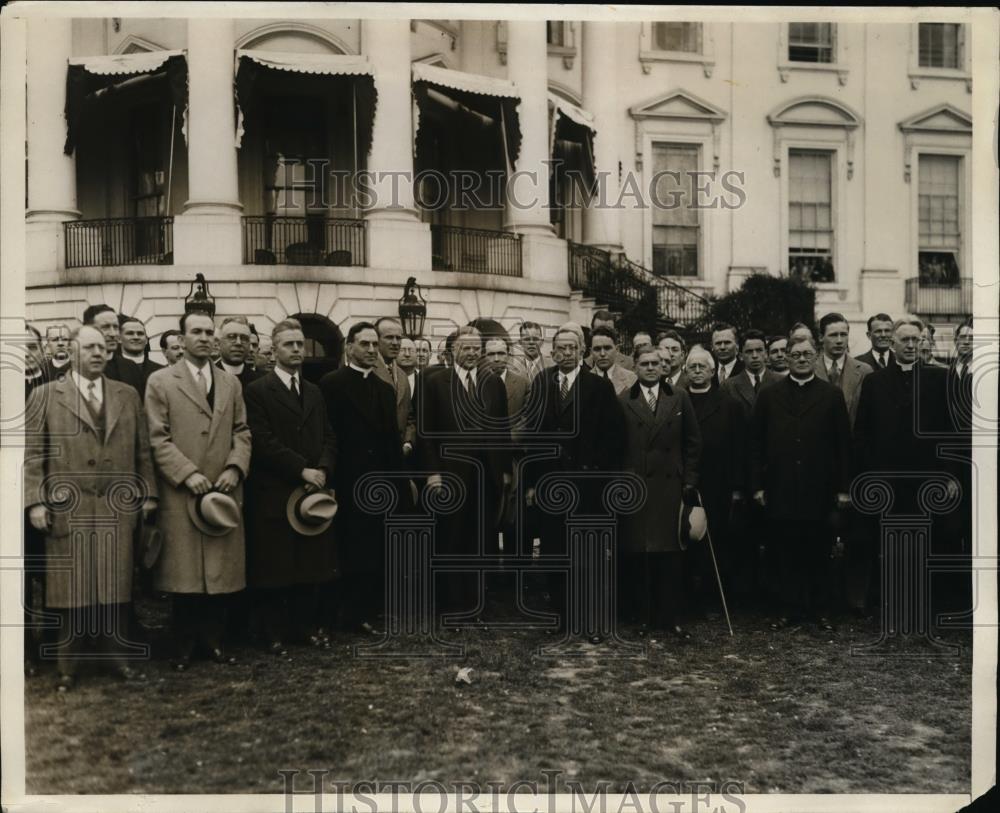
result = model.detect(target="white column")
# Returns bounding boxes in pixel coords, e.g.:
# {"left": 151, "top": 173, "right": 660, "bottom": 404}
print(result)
{"left": 173, "top": 18, "right": 242, "bottom": 265}
{"left": 26, "top": 18, "right": 78, "bottom": 273}
{"left": 363, "top": 18, "right": 429, "bottom": 271}
{"left": 503, "top": 20, "right": 552, "bottom": 236}
{"left": 582, "top": 22, "right": 622, "bottom": 253}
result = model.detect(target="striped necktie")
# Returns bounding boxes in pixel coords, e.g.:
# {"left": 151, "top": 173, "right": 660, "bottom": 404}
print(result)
{"left": 645, "top": 386, "right": 657, "bottom": 412}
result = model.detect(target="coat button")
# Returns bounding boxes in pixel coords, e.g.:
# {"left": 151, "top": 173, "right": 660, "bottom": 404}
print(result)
{"left": 201, "top": 430, "right": 208, "bottom": 436}
{"left": 87, "top": 459, "right": 96, "bottom": 466}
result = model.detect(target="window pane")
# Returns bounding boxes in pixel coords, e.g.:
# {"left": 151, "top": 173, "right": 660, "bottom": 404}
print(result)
{"left": 546, "top": 22, "right": 565, "bottom": 47}
{"left": 919, "top": 23, "right": 961, "bottom": 68}
{"left": 918, "top": 154, "right": 961, "bottom": 275}
{"left": 788, "top": 150, "right": 835, "bottom": 281}
{"left": 788, "top": 22, "right": 834, "bottom": 63}
{"left": 651, "top": 143, "right": 700, "bottom": 277}
{"left": 653, "top": 22, "right": 701, "bottom": 53}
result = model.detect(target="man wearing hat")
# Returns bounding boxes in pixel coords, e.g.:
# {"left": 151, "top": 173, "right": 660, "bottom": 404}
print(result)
{"left": 244, "top": 318, "right": 338, "bottom": 654}
{"left": 320, "top": 322, "right": 403, "bottom": 634}
{"left": 24, "top": 325, "right": 158, "bottom": 690}
{"left": 145, "top": 310, "right": 252, "bottom": 669}
{"left": 618, "top": 345, "right": 702, "bottom": 639}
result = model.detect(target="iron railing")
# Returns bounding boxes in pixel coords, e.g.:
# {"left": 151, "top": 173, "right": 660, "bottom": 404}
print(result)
{"left": 904, "top": 277, "right": 972, "bottom": 316}
{"left": 568, "top": 242, "right": 646, "bottom": 311}
{"left": 431, "top": 224, "right": 522, "bottom": 277}
{"left": 242, "top": 216, "right": 367, "bottom": 266}
{"left": 65, "top": 217, "right": 173, "bottom": 269}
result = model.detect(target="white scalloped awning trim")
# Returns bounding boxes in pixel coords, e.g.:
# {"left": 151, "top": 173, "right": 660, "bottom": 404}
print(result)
{"left": 549, "top": 92, "right": 595, "bottom": 132}
{"left": 68, "top": 49, "right": 185, "bottom": 76}
{"left": 235, "top": 49, "right": 374, "bottom": 77}
{"left": 412, "top": 62, "right": 518, "bottom": 99}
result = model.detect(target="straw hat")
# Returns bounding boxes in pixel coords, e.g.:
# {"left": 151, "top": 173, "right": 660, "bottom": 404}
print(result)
{"left": 286, "top": 486, "right": 338, "bottom": 536}
{"left": 186, "top": 491, "right": 241, "bottom": 537}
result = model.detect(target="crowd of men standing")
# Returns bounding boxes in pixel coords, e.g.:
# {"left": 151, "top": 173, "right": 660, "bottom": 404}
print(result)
{"left": 20, "top": 303, "right": 974, "bottom": 689}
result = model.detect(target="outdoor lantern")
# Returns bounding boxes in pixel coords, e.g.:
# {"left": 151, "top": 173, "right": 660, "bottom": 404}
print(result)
{"left": 184, "top": 273, "right": 216, "bottom": 319}
{"left": 398, "top": 276, "right": 427, "bottom": 339}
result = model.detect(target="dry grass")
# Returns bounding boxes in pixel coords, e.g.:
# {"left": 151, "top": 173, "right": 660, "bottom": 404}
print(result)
{"left": 25, "top": 604, "right": 971, "bottom": 795}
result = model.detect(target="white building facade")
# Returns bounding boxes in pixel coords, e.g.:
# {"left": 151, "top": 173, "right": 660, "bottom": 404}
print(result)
{"left": 25, "top": 17, "right": 973, "bottom": 363}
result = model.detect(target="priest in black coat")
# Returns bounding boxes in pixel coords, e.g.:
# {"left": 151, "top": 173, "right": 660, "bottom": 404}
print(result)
{"left": 319, "top": 321, "right": 404, "bottom": 633}
{"left": 751, "top": 334, "right": 852, "bottom": 629}
{"left": 244, "top": 319, "right": 338, "bottom": 651}
{"left": 683, "top": 347, "right": 747, "bottom": 613}
{"left": 415, "top": 326, "right": 511, "bottom": 621}
{"left": 216, "top": 315, "right": 265, "bottom": 391}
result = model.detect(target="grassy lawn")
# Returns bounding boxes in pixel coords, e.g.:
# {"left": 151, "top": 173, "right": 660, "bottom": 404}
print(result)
{"left": 25, "top": 605, "right": 971, "bottom": 795}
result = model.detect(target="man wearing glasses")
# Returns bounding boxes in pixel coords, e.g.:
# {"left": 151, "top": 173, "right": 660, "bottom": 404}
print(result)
{"left": 215, "top": 315, "right": 264, "bottom": 391}
{"left": 750, "top": 333, "right": 852, "bottom": 632}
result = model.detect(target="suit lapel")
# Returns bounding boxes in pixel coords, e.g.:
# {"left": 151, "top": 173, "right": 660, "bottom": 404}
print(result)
{"left": 59, "top": 377, "right": 98, "bottom": 434}
{"left": 103, "top": 377, "right": 123, "bottom": 440}
{"left": 734, "top": 373, "right": 753, "bottom": 409}
{"left": 267, "top": 372, "right": 303, "bottom": 418}
{"left": 651, "top": 387, "right": 677, "bottom": 436}
{"left": 175, "top": 362, "right": 213, "bottom": 418}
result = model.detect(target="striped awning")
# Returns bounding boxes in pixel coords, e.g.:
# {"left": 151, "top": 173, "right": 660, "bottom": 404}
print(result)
{"left": 234, "top": 50, "right": 377, "bottom": 155}
{"left": 412, "top": 63, "right": 522, "bottom": 169}
{"left": 64, "top": 50, "right": 188, "bottom": 155}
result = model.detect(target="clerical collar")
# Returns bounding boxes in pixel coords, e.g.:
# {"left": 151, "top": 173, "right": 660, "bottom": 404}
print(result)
{"left": 688, "top": 384, "right": 711, "bottom": 394}
{"left": 348, "top": 362, "right": 372, "bottom": 378}
{"left": 51, "top": 356, "right": 70, "bottom": 368}
{"left": 898, "top": 362, "right": 915, "bottom": 372}
{"left": 26, "top": 369, "right": 43, "bottom": 381}
{"left": 122, "top": 351, "right": 145, "bottom": 364}
{"left": 789, "top": 374, "right": 815, "bottom": 386}
{"left": 221, "top": 361, "right": 245, "bottom": 375}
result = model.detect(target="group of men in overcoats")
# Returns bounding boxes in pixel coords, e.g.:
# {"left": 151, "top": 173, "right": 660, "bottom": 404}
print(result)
{"left": 22, "top": 301, "right": 975, "bottom": 686}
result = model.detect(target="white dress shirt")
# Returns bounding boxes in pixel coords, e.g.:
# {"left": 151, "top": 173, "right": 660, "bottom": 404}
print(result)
{"left": 455, "top": 366, "right": 478, "bottom": 390}
{"left": 557, "top": 365, "right": 580, "bottom": 390}
{"left": 824, "top": 355, "right": 842, "bottom": 377}
{"left": 718, "top": 359, "right": 738, "bottom": 382}
{"left": 640, "top": 381, "right": 660, "bottom": 401}
{"left": 72, "top": 372, "right": 103, "bottom": 406}
{"left": 185, "top": 359, "right": 213, "bottom": 394}
{"left": 273, "top": 365, "right": 300, "bottom": 392}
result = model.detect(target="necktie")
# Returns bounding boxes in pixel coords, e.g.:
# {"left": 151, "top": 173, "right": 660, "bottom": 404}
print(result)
{"left": 465, "top": 372, "right": 474, "bottom": 397}
{"left": 196, "top": 367, "right": 208, "bottom": 395}
{"left": 560, "top": 374, "right": 570, "bottom": 401}
{"left": 959, "top": 363, "right": 969, "bottom": 382}
{"left": 645, "top": 386, "right": 657, "bottom": 413}
{"left": 291, "top": 374, "right": 299, "bottom": 399}
{"left": 752, "top": 374, "right": 760, "bottom": 393}
{"left": 877, "top": 353, "right": 886, "bottom": 369}
{"left": 719, "top": 366, "right": 728, "bottom": 384}
{"left": 829, "top": 361, "right": 841, "bottom": 388}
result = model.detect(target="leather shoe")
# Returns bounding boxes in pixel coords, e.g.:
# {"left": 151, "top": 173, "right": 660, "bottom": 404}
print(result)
{"left": 209, "top": 647, "right": 237, "bottom": 665}
{"left": 114, "top": 665, "right": 144, "bottom": 682}
{"left": 56, "top": 674, "right": 76, "bottom": 693}
{"left": 268, "top": 641, "right": 288, "bottom": 657}
{"left": 588, "top": 634, "right": 603, "bottom": 645}
{"left": 172, "top": 656, "right": 192, "bottom": 672}
{"left": 770, "top": 617, "right": 789, "bottom": 631}
{"left": 818, "top": 617, "right": 835, "bottom": 632}
{"left": 671, "top": 625, "right": 691, "bottom": 640}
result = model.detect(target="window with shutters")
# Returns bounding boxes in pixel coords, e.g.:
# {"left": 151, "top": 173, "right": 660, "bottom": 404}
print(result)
{"left": 788, "top": 150, "right": 835, "bottom": 282}
{"left": 917, "top": 154, "right": 962, "bottom": 286}
{"left": 788, "top": 23, "right": 835, "bottom": 63}
{"left": 919, "top": 23, "right": 962, "bottom": 69}
{"left": 651, "top": 143, "right": 699, "bottom": 278}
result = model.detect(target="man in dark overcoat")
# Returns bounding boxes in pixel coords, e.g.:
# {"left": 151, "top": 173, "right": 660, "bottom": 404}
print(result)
{"left": 852, "top": 317, "right": 958, "bottom": 619}
{"left": 523, "top": 328, "right": 625, "bottom": 640}
{"left": 751, "top": 334, "right": 852, "bottom": 629}
{"left": 683, "top": 346, "right": 746, "bottom": 614}
{"left": 417, "top": 326, "right": 511, "bottom": 622}
{"left": 245, "top": 318, "right": 338, "bottom": 651}
{"left": 618, "top": 346, "right": 701, "bottom": 637}
{"left": 319, "top": 321, "right": 403, "bottom": 634}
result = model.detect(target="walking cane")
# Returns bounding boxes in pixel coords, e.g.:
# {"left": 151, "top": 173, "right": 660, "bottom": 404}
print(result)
{"left": 696, "top": 490, "right": 734, "bottom": 637}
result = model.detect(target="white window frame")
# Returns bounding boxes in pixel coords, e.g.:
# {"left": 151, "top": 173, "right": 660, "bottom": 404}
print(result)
{"left": 908, "top": 22, "right": 971, "bottom": 93}
{"left": 777, "top": 22, "right": 848, "bottom": 85}
{"left": 639, "top": 22, "right": 715, "bottom": 77}
{"left": 776, "top": 139, "right": 849, "bottom": 288}
{"left": 909, "top": 149, "right": 970, "bottom": 289}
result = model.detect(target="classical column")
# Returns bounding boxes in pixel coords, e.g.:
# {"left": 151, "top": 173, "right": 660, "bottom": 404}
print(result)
{"left": 26, "top": 18, "right": 78, "bottom": 273}
{"left": 362, "top": 18, "right": 429, "bottom": 271}
{"left": 581, "top": 22, "right": 622, "bottom": 253}
{"left": 503, "top": 20, "right": 552, "bottom": 236}
{"left": 173, "top": 18, "right": 242, "bottom": 265}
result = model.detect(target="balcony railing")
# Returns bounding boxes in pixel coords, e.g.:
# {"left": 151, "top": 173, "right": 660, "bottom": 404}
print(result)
{"left": 242, "top": 216, "right": 367, "bottom": 266}
{"left": 65, "top": 217, "right": 173, "bottom": 269}
{"left": 905, "top": 277, "right": 972, "bottom": 317}
{"left": 431, "top": 225, "right": 522, "bottom": 277}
